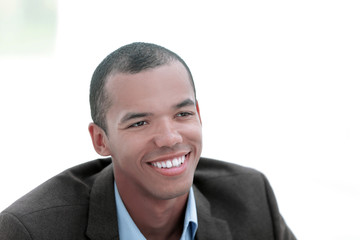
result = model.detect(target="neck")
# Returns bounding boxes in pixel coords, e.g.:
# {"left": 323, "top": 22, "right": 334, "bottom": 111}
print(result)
{"left": 116, "top": 179, "right": 189, "bottom": 240}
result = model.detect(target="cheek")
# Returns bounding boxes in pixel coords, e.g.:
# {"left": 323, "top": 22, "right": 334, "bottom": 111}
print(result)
{"left": 191, "top": 120, "right": 202, "bottom": 137}
{"left": 182, "top": 123, "right": 203, "bottom": 146}
{"left": 109, "top": 133, "right": 150, "bottom": 165}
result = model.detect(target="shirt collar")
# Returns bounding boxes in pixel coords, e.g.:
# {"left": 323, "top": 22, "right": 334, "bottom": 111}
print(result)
{"left": 114, "top": 182, "right": 198, "bottom": 240}
{"left": 182, "top": 185, "right": 198, "bottom": 240}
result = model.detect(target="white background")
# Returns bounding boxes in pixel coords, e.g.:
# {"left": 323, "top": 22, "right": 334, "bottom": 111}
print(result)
{"left": 1, "top": 1, "right": 359, "bottom": 239}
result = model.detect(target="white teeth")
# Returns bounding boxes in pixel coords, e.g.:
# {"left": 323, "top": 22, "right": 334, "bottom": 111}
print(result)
{"left": 166, "top": 160, "right": 172, "bottom": 168}
{"left": 161, "top": 162, "right": 167, "bottom": 168}
{"left": 150, "top": 155, "right": 186, "bottom": 169}
{"left": 172, "top": 158, "right": 179, "bottom": 167}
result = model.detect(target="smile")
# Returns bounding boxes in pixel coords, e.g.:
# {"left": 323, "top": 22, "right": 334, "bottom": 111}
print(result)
{"left": 150, "top": 155, "right": 186, "bottom": 169}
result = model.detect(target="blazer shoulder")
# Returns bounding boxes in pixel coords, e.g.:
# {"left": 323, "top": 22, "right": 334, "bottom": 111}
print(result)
{"left": 0, "top": 158, "right": 113, "bottom": 239}
{"left": 195, "top": 157, "right": 264, "bottom": 182}
{"left": 193, "top": 157, "right": 297, "bottom": 240}
{"left": 2, "top": 158, "right": 112, "bottom": 219}
{"left": 0, "top": 212, "right": 32, "bottom": 240}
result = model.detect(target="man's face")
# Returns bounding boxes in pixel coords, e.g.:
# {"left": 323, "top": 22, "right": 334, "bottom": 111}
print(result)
{"left": 103, "top": 61, "right": 202, "bottom": 201}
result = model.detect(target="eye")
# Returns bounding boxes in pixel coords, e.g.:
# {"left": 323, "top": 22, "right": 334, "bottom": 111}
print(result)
{"left": 129, "top": 121, "right": 148, "bottom": 128}
{"left": 176, "top": 112, "right": 194, "bottom": 118}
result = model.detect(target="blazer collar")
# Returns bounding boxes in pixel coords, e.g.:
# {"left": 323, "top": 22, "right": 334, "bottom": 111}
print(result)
{"left": 193, "top": 185, "right": 232, "bottom": 240}
{"left": 86, "top": 163, "right": 119, "bottom": 240}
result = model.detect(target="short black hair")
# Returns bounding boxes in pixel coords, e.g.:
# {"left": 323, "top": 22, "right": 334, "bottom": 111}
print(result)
{"left": 89, "top": 42, "right": 196, "bottom": 133}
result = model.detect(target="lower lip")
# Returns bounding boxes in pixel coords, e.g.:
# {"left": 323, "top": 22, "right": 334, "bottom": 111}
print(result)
{"left": 149, "top": 154, "right": 190, "bottom": 177}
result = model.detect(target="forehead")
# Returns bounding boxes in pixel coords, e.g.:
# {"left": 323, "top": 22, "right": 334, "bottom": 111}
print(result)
{"left": 105, "top": 61, "right": 195, "bottom": 111}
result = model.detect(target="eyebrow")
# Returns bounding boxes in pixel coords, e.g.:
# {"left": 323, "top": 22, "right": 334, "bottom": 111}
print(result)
{"left": 173, "top": 99, "right": 196, "bottom": 109}
{"left": 120, "top": 99, "right": 195, "bottom": 124}
{"left": 120, "top": 112, "right": 153, "bottom": 124}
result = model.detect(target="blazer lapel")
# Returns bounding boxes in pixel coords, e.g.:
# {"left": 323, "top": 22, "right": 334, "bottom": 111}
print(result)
{"left": 86, "top": 163, "right": 119, "bottom": 240}
{"left": 193, "top": 186, "right": 232, "bottom": 240}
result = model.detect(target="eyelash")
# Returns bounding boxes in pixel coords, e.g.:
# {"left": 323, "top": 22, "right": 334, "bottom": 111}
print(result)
{"left": 176, "top": 111, "right": 194, "bottom": 117}
{"left": 129, "top": 121, "right": 148, "bottom": 128}
{"left": 128, "top": 112, "right": 194, "bottom": 129}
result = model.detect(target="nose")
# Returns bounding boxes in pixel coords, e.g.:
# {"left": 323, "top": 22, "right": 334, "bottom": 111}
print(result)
{"left": 153, "top": 118, "right": 183, "bottom": 148}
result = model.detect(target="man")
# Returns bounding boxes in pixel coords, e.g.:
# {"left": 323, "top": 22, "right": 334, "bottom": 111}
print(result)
{"left": 0, "top": 42, "right": 296, "bottom": 239}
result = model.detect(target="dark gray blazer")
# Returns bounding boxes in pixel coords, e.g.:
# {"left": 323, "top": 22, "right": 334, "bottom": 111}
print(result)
{"left": 0, "top": 158, "right": 296, "bottom": 240}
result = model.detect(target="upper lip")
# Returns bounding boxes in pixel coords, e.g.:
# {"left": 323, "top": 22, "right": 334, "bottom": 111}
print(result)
{"left": 146, "top": 152, "right": 189, "bottom": 163}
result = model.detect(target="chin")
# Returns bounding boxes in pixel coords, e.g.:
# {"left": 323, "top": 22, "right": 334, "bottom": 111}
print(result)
{"left": 153, "top": 181, "right": 193, "bottom": 200}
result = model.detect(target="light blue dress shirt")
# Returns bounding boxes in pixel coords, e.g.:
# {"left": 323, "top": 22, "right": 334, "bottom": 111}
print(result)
{"left": 114, "top": 182, "right": 198, "bottom": 240}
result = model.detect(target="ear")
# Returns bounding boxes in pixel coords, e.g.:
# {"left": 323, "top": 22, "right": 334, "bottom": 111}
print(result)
{"left": 196, "top": 100, "right": 202, "bottom": 124}
{"left": 88, "top": 123, "right": 111, "bottom": 156}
